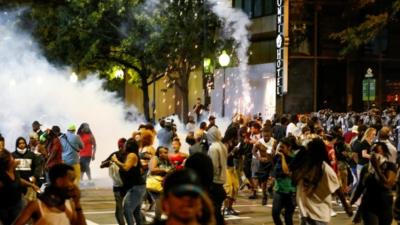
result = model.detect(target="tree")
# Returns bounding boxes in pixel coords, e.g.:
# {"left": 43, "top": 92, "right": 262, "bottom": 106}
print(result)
{"left": 5, "top": 0, "right": 225, "bottom": 122}
{"left": 152, "top": 0, "right": 222, "bottom": 122}
{"left": 17, "top": 0, "right": 167, "bottom": 122}
{"left": 330, "top": 0, "right": 400, "bottom": 54}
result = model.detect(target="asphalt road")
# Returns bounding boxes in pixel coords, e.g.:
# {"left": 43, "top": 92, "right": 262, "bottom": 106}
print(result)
{"left": 80, "top": 181, "right": 358, "bottom": 225}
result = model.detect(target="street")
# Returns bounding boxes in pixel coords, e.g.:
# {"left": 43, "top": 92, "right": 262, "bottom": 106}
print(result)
{"left": 80, "top": 181, "right": 356, "bottom": 225}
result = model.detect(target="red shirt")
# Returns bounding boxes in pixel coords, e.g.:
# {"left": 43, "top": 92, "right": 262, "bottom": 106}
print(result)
{"left": 169, "top": 153, "right": 186, "bottom": 170}
{"left": 79, "top": 133, "right": 94, "bottom": 157}
{"left": 344, "top": 131, "right": 357, "bottom": 144}
{"left": 325, "top": 143, "right": 338, "bottom": 174}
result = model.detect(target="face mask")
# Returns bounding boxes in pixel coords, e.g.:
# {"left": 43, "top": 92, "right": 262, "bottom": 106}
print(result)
{"left": 17, "top": 148, "right": 27, "bottom": 155}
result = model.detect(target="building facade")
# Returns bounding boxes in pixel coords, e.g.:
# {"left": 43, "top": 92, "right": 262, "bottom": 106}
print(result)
{"left": 286, "top": 0, "right": 400, "bottom": 113}
{"left": 126, "top": 0, "right": 400, "bottom": 121}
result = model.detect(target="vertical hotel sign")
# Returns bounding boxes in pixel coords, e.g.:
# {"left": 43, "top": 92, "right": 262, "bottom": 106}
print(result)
{"left": 276, "top": 0, "right": 288, "bottom": 96}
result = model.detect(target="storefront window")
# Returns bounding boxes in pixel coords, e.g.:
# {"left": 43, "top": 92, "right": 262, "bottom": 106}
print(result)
{"left": 244, "top": 0, "right": 252, "bottom": 17}
{"left": 233, "top": 0, "right": 242, "bottom": 9}
{"left": 253, "top": 0, "right": 263, "bottom": 17}
{"left": 233, "top": 0, "right": 274, "bottom": 18}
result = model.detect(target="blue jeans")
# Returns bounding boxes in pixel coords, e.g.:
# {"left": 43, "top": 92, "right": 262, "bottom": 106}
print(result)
{"left": 114, "top": 187, "right": 126, "bottom": 225}
{"left": 148, "top": 191, "right": 162, "bottom": 220}
{"left": 362, "top": 210, "right": 393, "bottom": 225}
{"left": 80, "top": 156, "right": 92, "bottom": 180}
{"left": 272, "top": 192, "right": 296, "bottom": 225}
{"left": 123, "top": 185, "right": 146, "bottom": 225}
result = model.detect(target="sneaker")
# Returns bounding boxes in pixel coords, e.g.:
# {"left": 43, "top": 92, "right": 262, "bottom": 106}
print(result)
{"left": 228, "top": 209, "right": 239, "bottom": 216}
{"left": 352, "top": 208, "right": 362, "bottom": 224}
{"left": 331, "top": 210, "right": 337, "bottom": 217}
{"left": 248, "top": 194, "right": 258, "bottom": 199}
{"left": 79, "top": 181, "right": 87, "bottom": 187}
{"left": 223, "top": 208, "right": 229, "bottom": 217}
{"left": 224, "top": 208, "right": 239, "bottom": 216}
{"left": 262, "top": 197, "right": 268, "bottom": 206}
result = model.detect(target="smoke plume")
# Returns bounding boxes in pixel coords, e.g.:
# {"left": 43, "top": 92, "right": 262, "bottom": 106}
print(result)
{"left": 0, "top": 11, "right": 143, "bottom": 179}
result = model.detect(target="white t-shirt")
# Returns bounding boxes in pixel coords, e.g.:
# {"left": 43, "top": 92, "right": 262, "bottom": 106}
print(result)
{"left": 286, "top": 122, "right": 300, "bottom": 137}
{"left": 382, "top": 140, "right": 397, "bottom": 164}
{"left": 296, "top": 161, "right": 340, "bottom": 222}
{"left": 258, "top": 138, "right": 276, "bottom": 154}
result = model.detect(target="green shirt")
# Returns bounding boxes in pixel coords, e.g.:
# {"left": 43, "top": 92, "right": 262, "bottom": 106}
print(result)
{"left": 274, "top": 177, "right": 296, "bottom": 193}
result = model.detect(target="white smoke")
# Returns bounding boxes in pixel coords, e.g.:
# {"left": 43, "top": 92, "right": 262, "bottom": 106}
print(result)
{"left": 207, "top": 0, "right": 253, "bottom": 114}
{"left": 0, "top": 11, "right": 144, "bottom": 180}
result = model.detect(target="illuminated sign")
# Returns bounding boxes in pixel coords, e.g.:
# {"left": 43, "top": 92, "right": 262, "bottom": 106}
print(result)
{"left": 276, "top": 0, "right": 284, "bottom": 96}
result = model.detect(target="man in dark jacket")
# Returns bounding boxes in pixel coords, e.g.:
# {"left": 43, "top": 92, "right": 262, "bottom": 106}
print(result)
{"left": 272, "top": 116, "right": 287, "bottom": 142}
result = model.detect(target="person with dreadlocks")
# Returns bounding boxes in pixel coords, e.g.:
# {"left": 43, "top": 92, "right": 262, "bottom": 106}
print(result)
{"left": 292, "top": 138, "right": 352, "bottom": 225}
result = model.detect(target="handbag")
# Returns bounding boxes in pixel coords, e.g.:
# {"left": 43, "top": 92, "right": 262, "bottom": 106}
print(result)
{"left": 146, "top": 175, "right": 163, "bottom": 193}
{"left": 109, "top": 162, "right": 123, "bottom": 187}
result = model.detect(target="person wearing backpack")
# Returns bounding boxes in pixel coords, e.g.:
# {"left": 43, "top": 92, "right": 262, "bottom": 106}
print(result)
{"left": 60, "top": 124, "right": 83, "bottom": 185}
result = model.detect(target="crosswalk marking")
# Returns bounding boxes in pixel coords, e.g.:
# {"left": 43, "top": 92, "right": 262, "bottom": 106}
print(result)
{"left": 225, "top": 215, "right": 251, "bottom": 220}
{"left": 86, "top": 220, "right": 100, "bottom": 225}
{"left": 85, "top": 209, "right": 250, "bottom": 224}
{"left": 85, "top": 211, "right": 114, "bottom": 215}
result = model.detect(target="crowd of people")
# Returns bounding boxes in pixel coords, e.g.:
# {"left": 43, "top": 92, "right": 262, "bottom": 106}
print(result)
{"left": 0, "top": 121, "right": 96, "bottom": 225}
{"left": 3, "top": 105, "right": 400, "bottom": 225}
{"left": 102, "top": 105, "right": 399, "bottom": 225}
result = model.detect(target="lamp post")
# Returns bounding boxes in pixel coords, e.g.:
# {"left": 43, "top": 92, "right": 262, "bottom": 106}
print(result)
{"left": 218, "top": 50, "right": 230, "bottom": 117}
{"left": 203, "top": 57, "right": 213, "bottom": 107}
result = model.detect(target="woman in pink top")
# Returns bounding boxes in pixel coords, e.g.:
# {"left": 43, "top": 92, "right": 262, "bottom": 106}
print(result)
{"left": 77, "top": 123, "right": 96, "bottom": 184}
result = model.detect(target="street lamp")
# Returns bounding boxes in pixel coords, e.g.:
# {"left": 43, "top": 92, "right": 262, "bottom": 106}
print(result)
{"left": 70, "top": 72, "right": 78, "bottom": 83}
{"left": 218, "top": 50, "right": 230, "bottom": 117}
{"left": 115, "top": 69, "right": 124, "bottom": 79}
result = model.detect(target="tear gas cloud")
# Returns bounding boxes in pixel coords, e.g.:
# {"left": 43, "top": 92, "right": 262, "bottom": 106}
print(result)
{"left": 0, "top": 2, "right": 245, "bottom": 182}
{"left": 0, "top": 11, "right": 143, "bottom": 179}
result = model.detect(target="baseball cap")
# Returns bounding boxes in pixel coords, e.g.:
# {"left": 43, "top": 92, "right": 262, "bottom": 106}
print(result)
{"left": 163, "top": 169, "right": 204, "bottom": 197}
{"left": 67, "top": 124, "right": 76, "bottom": 131}
{"left": 118, "top": 138, "right": 127, "bottom": 149}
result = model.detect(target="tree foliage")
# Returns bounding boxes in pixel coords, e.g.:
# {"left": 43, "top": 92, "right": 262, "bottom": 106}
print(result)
{"left": 330, "top": 0, "right": 400, "bottom": 54}
{"left": 5, "top": 0, "right": 225, "bottom": 122}
{"left": 151, "top": 0, "right": 222, "bottom": 121}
